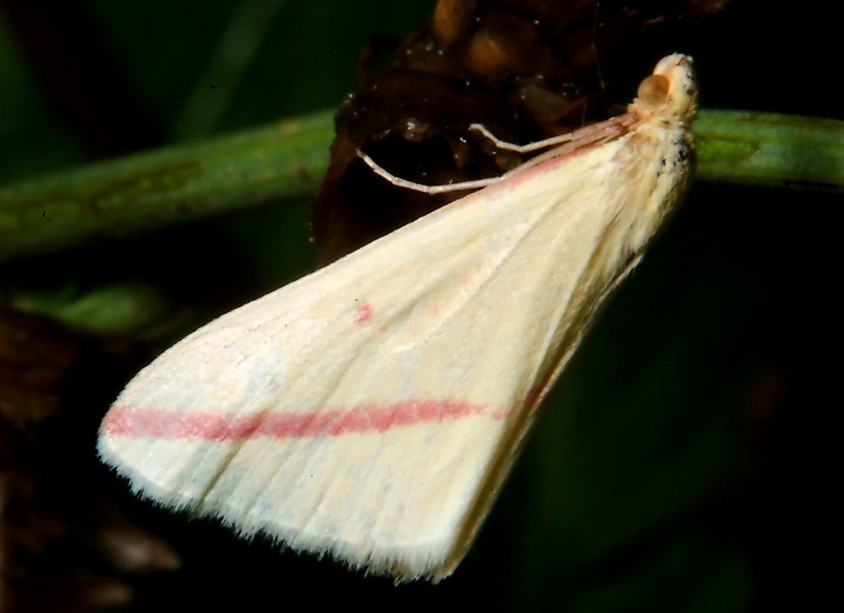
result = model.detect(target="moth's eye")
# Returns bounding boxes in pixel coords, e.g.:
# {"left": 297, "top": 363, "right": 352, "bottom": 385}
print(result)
{"left": 637, "top": 74, "right": 670, "bottom": 106}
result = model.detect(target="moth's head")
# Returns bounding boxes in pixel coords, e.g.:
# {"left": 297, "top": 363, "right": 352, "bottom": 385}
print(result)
{"left": 634, "top": 54, "right": 698, "bottom": 122}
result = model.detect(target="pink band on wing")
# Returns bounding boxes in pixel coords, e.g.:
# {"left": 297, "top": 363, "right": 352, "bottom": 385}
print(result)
{"left": 102, "top": 399, "right": 502, "bottom": 441}
{"left": 353, "top": 302, "right": 373, "bottom": 323}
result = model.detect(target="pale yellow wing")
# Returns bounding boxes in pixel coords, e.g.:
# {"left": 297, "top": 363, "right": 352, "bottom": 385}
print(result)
{"left": 98, "top": 54, "right": 696, "bottom": 581}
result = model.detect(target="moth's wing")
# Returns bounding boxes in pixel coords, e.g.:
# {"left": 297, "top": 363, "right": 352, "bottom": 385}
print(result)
{"left": 98, "top": 125, "right": 683, "bottom": 580}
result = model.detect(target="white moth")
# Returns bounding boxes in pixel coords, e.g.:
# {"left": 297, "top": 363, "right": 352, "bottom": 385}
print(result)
{"left": 98, "top": 54, "right": 698, "bottom": 582}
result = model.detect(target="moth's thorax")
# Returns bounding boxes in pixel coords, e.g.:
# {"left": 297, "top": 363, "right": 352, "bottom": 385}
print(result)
{"left": 608, "top": 55, "right": 697, "bottom": 263}
{"left": 622, "top": 126, "right": 694, "bottom": 253}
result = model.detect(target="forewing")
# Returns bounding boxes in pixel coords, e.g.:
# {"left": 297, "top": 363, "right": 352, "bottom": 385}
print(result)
{"left": 99, "top": 102, "right": 689, "bottom": 579}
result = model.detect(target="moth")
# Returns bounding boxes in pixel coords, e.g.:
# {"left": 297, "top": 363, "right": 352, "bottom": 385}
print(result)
{"left": 98, "top": 54, "right": 697, "bottom": 581}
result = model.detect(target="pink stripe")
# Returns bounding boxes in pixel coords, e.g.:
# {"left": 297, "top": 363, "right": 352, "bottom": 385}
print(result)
{"left": 353, "top": 302, "right": 373, "bottom": 323}
{"left": 102, "top": 399, "right": 500, "bottom": 441}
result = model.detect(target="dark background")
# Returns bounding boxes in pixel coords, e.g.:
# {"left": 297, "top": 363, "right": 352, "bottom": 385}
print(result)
{"left": 0, "top": 1, "right": 839, "bottom": 611}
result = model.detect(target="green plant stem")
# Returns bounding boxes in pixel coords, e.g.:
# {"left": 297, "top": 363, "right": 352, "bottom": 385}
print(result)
{"left": 0, "top": 111, "right": 334, "bottom": 264}
{"left": 695, "top": 110, "right": 844, "bottom": 190}
{"left": 1, "top": 109, "right": 841, "bottom": 265}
